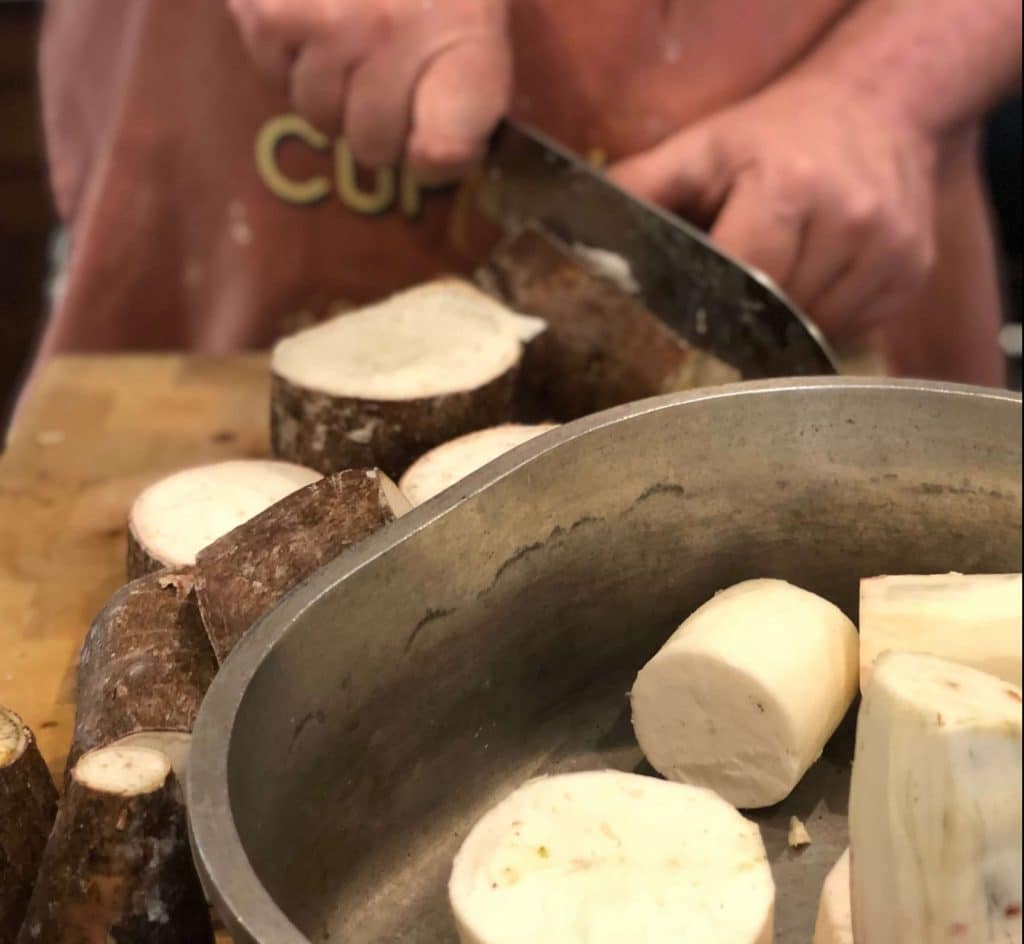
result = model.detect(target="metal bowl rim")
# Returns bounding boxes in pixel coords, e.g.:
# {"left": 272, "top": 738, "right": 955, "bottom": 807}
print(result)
{"left": 187, "top": 376, "right": 1022, "bottom": 943}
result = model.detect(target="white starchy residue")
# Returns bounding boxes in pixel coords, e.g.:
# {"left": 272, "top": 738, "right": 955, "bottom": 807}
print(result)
{"left": 572, "top": 244, "right": 641, "bottom": 295}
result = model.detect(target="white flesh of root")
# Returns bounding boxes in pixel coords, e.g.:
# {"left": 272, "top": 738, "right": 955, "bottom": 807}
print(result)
{"left": 813, "top": 849, "right": 853, "bottom": 944}
{"left": 0, "top": 708, "right": 27, "bottom": 768}
{"left": 399, "top": 424, "right": 558, "bottom": 506}
{"left": 74, "top": 745, "right": 171, "bottom": 796}
{"left": 859, "top": 572, "right": 1022, "bottom": 689}
{"left": 271, "top": 279, "right": 546, "bottom": 400}
{"left": 107, "top": 732, "right": 192, "bottom": 785}
{"left": 849, "top": 651, "right": 1023, "bottom": 944}
{"left": 448, "top": 770, "right": 774, "bottom": 944}
{"left": 630, "top": 579, "right": 859, "bottom": 808}
{"left": 130, "top": 459, "right": 322, "bottom": 568}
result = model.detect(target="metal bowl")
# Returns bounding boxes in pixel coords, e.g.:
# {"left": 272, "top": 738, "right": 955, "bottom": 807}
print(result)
{"left": 189, "top": 379, "right": 1022, "bottom": 943}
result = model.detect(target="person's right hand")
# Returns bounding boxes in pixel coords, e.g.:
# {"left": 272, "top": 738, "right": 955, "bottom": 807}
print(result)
{"left": 228, "top": 0, "right": 512, "bottom": 181}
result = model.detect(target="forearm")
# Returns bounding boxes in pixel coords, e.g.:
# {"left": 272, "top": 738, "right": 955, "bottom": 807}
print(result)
{"left": 796, "top": 0, "right": 1022, "bottom": 137}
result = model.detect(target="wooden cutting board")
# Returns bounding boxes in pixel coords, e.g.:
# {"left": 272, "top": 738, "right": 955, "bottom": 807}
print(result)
{"left": 0, "top": 354, "right": 271, "bottom": 781}
{"left": 0, "top": 354, "right": 270, "bottom": 943}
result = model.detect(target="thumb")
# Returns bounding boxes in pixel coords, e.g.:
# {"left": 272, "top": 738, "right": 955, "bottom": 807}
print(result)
{"left": 609, "top": 122, "right": 729, "bottom": 226}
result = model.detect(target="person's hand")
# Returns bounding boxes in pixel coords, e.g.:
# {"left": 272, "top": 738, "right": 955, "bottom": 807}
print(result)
{"left": 229, "top": 0, "right": 512, "bottom": 180}
{"left": 610, "top": 75, "right": 939, "bottom": 342}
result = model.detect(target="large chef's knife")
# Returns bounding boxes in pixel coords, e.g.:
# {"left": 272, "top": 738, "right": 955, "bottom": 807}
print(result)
{"left": 477, "top": 121, "right": 837, "bottom": 378}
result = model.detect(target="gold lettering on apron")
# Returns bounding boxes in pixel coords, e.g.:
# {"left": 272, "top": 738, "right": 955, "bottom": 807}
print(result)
{"left": 334, "top": 140, "right": 396, "bottom": 215}
{"left": 255, "top": 115, "right": 331, "bottom": 205}
{"left": 398, "top": 164, "right": 453, "bottom": 219}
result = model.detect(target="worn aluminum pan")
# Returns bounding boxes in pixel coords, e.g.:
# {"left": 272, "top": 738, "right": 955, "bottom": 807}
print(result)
{"left": 189, "top": 378, "right": 1022, "bottom": 944}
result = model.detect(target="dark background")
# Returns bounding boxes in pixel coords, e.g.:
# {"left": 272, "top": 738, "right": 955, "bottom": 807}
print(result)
{"left": 1, "top": 3, "right": 1021, "bottom": 422}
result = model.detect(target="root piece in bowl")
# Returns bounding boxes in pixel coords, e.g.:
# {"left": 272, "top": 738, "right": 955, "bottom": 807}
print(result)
{"left": 630, "top": 578, "right": 859, "bottom": 808}
{"left": 849, "top": 652, "right": 1022, "bottom": 944}
{"left": 449, "top": 770, "right": 774, "bottom": 944}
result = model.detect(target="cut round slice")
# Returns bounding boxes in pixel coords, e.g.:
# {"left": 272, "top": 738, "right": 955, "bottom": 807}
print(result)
{"left": 449, "top": 770, "right": 773, "bottom": 944}
{"left": 18, "top": 745, "right": 213, "bottom": 943}
{"left": 399, "top": 423, "right": 558, "bottom": 505}
{"left": 849, "top": 651, "right": 1022, "bottom": 944}
{"left": 67, "top": 570, "right": 217, "bottom": 783}
{"left": 270, "top": 278, "right": 545, "bottom": 476}
{"left": 127, "top": 459, "right": 321, "bottom": 578}
{"left": 813, "top": 849, "right": 853, "bottom": 944}
{"left": 1, "top": 708, "right": 58, "bottom": 943}
{"left": 630, "top": 579, "right": 859, "bottom": 808}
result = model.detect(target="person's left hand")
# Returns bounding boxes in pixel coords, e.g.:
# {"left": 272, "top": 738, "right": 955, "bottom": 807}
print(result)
{"left": 610, "top": 74, "right": 939, "bottom": 342}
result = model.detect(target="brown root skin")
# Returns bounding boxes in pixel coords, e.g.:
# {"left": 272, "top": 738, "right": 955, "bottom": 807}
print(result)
{"left": 16, "top": 751, "right": 213, "bottom": 944}
{"left": 270, "top": 365, "right": 519, "bottom": 479}
{"left": 65, "top": 571, "right": 217, "bottom": 783}
{"left": 0, "top": 711, "right": 58, "bottom": 944}
{"left": 195, "top": 470, "right": 405, "bottom": 663}
{"left": 481, "top": 225, "right": 738, "bottom": 421}
{"left": 125, "top": 522, "right": 167, "bottom": 581}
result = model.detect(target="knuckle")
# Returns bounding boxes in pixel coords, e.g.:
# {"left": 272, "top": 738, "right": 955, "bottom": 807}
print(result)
{"left": 840, "top": 190, "right": 882, "bottom": 235}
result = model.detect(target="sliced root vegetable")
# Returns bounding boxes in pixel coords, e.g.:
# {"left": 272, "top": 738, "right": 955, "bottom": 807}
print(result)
{"left": 127, "top": 459, "right": 322, "bottom": 579}
{"left": 813, "top": 849, "right": 852, "bottom": 944}
{"left": 270, "top": 278, "right": 545, "bottom": 477}
{"left": 195, "top": 468, "right": 410, "bottom": 663}
{"left": 16, "top": 745, "right": 213, "bottom": 944}
{"left": 630, "top": 578, "right": 859, "bottom": 809}
{"left": 849, "top": 652, "right": 1023, "bottom": 944}
{"left": 67, "top": 570, "right": 217, "bottom": 783}
{"left": 480, "top": 225, "right": 740, "bottom": 421}
{"left": 859, "top": 572, "right": 1022, "bottom": 689}
{"left": 449, "top": 770, "right": 773, "bottom": 944}
{"left": 0, "top": 709, "right": 58, "bottom": 944}
{"left": 398, "top": 423, "right": 558, "bottom": 506}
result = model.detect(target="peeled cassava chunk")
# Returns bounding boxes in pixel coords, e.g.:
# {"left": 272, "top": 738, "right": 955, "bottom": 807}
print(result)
{"left": 859, "top": 572, "right": 1022, "bottom": 689}
{"left": 270, "top": 278, "right": 545, "bottom": 477}
{"left": 398, "top": 423, "right": 558, "bottom": 506}
{"left": 127, "top": 459, "right": 321, "bottom": 579}
{"left": 0, "top": 708, "right": 58, "bottom": 944}
{"left": 448, "top": 770, "right": 773, "bottom": 944}
{"left": 16, "top": 745, "right": 212, "bottom": 944}
{"left": 849, "top": 651, "right": 1023, "bottom": 944}
{"left": 630, "top": 578, "right": 859, "bottom": 808}
{"left": 812, "top": 849, "right": 853, "bottom": 944}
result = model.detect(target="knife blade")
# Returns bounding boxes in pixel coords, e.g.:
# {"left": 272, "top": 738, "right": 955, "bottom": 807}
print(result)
{"left": 477, "top": 121, "right": 837, "bottom": 378}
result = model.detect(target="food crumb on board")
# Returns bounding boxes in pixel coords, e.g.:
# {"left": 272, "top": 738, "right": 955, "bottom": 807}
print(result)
{"left": 788, "top": 815, "right": 812, "bottom": 848}
{"left": 35, "top": 429, "right": 66, "bottom": 446}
